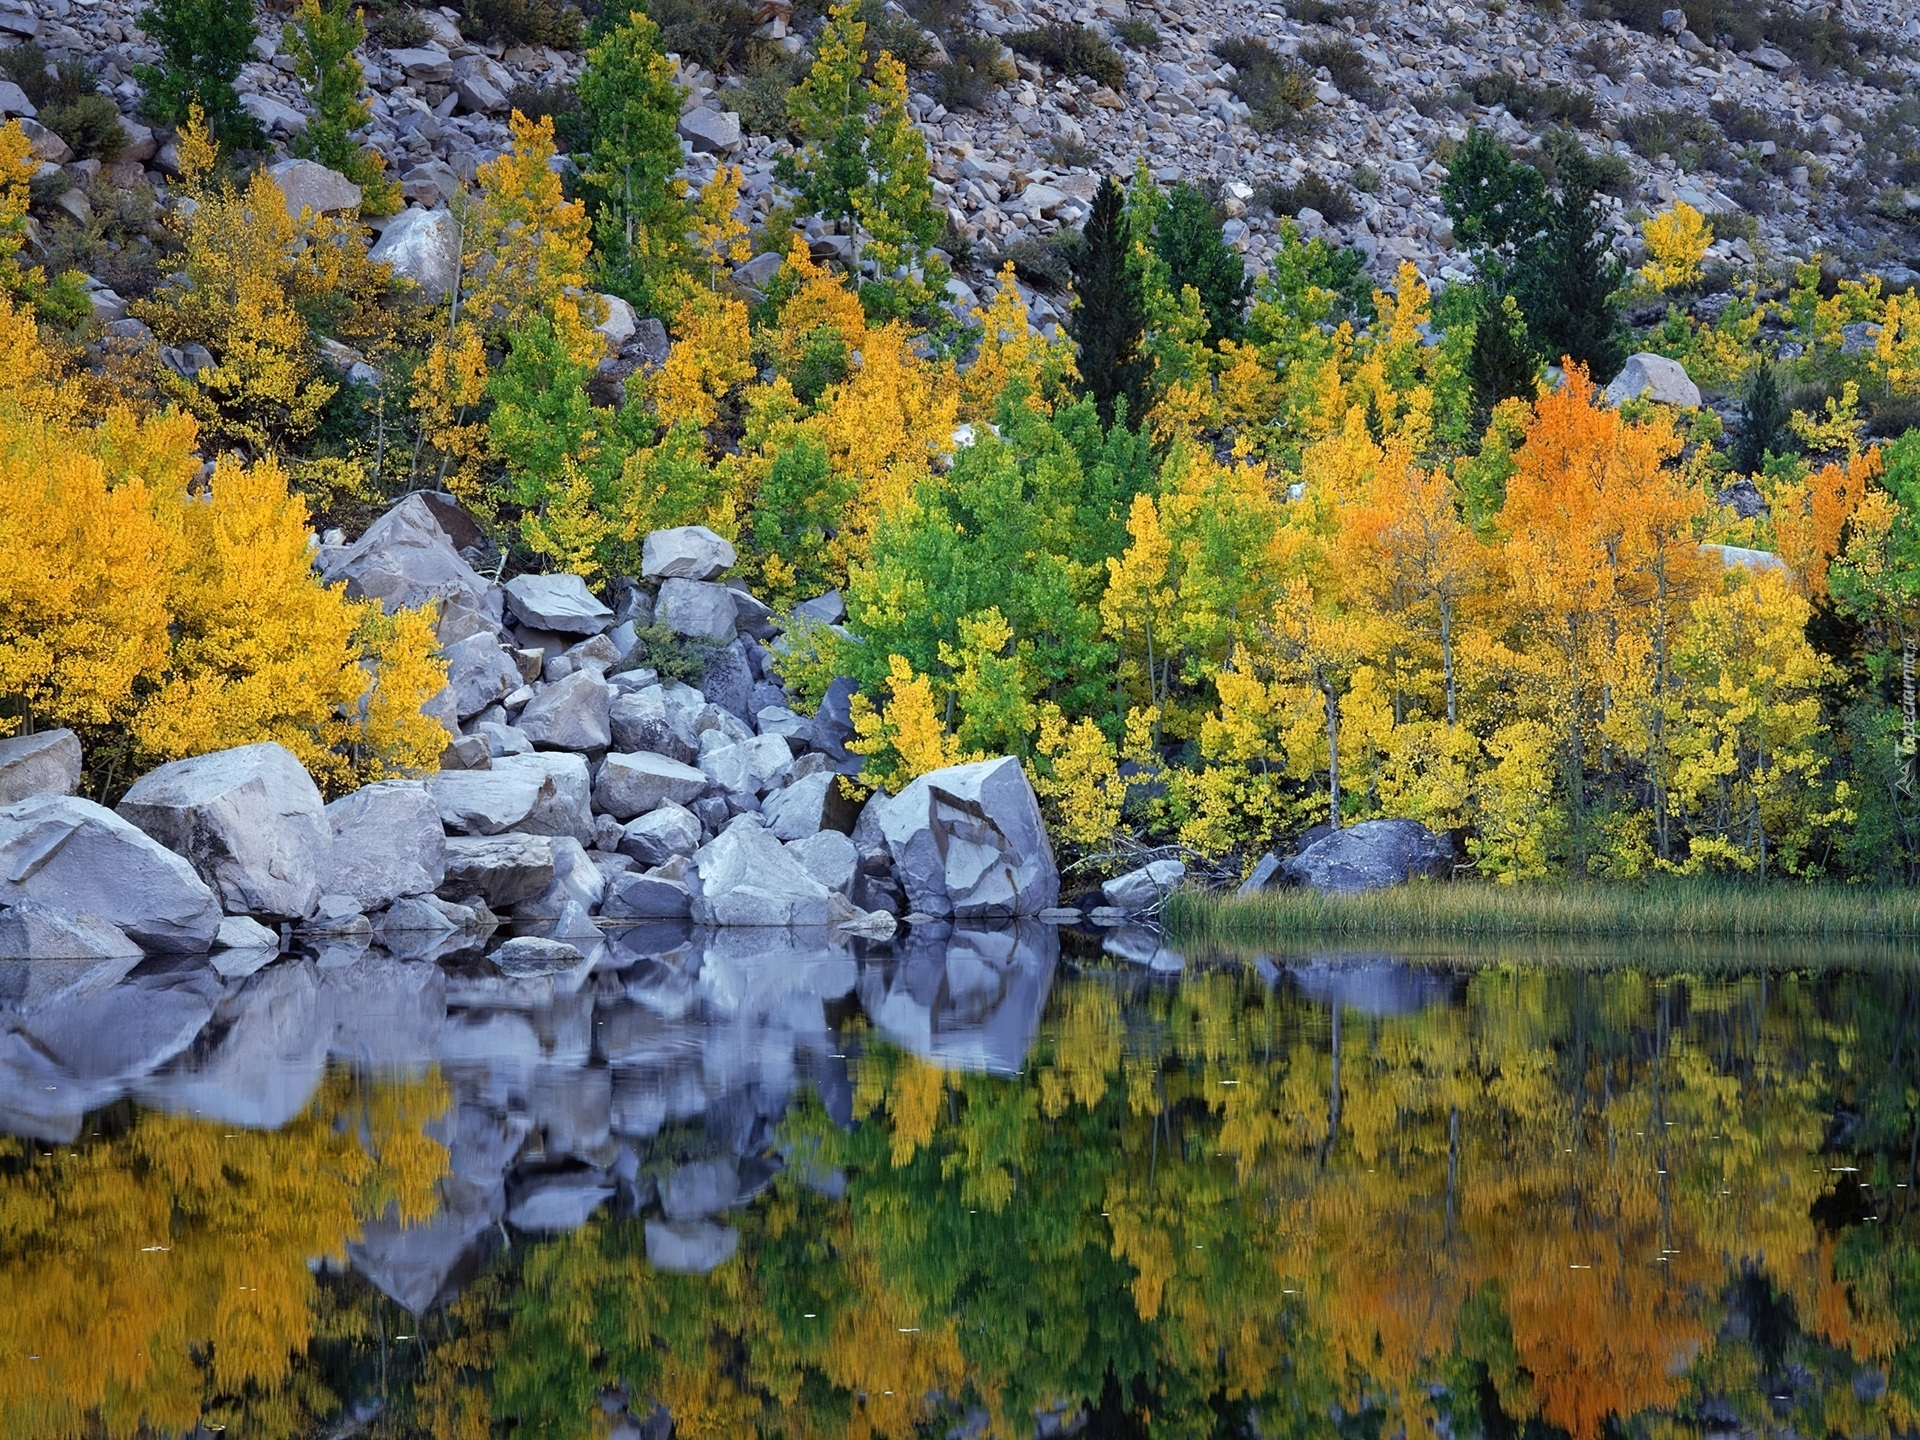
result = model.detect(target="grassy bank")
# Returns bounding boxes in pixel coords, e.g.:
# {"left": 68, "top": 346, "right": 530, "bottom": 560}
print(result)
{"left": 1162, "top": 880, "right": 1920, "bottom": 945}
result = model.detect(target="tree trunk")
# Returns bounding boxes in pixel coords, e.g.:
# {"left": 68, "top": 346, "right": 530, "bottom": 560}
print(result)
{"left": 1324, "top": 680, "right": 1341, "bottom": 830}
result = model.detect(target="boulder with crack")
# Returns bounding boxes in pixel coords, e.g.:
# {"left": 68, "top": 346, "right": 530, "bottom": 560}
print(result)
{"left": 324, "top": 780, "right": 447, "bottom": 910}
{"left": 868, "top": 756, "right": 1058, "bottom": 919}
{"left": 0, "top": 794, "right": 222, "bottom": 951}
{"left": 116, "top": 742, "right": 331, "bottom": 921}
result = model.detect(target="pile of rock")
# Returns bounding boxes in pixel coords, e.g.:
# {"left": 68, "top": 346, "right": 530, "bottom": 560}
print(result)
{"left": 0, "top": 496, "right": 1060, "bottom": 961}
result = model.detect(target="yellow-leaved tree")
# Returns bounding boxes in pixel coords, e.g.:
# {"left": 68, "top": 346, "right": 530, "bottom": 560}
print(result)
{"left": 0, "top": 291, "right": 447, "bottom": 795}
{"left": 1639, "top": 202, "right": 1711, "bottom": 291}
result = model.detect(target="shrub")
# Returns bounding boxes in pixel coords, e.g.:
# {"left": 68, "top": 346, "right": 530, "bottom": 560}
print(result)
{"left": 1214, "top": 36, "right": 1317, "bottom": 133}
{"left": 638, "top": 0, "right": 756, "bottom": 72}
{"left": 857, "top": 0, "right": 934, "bottom": 69}
{"left": 1299, "top": 37, "right": 1376, "bottom": 102}
{"left": 929, "top": 30, "right": 1012, "bottom": 109}
{"left": 1288, "top": 0, "right": 1374, "bottom": 20}
{"left": 1540, "top": 126, "right": 1630, "bottom": 196}
{"left": 41, "top": 93, "right": 127, "bottom": 163}
{"left": 457, "top": 0, "right": 582, "bottom": 49}
{"left": 1462, "top": 72, "right": 1594, "bottom": 128}
{"left": 986, "top": 234, "right": 1077, "bottom": 292}
{"left": 367, "top": 6, "right": 428, "bottom": 46}
{"left": 1577, "top": 36, "right": 1625, "bottom": 80}
{"left": 1, "top": 46, "right": 100, "bottom": 111}
{"left": 135, "top": 0, "right": 262, "bottom": 146}
{"left": 504, "top": 81, "right": 583, "bottom": 142}
{"left": 1150, "top": 182, "right": 1250, "bottom": 343}
{"left": 1008, "top": 24, "right": 1124, "bottom": 90}
{"left": 1620, "top": 107, "right": 1723, "bottom": 168}
{"left": 1257, "top": 170, "right": 1357, "bottom": 224}
{"left": 734, "top": 58, "right": 808, "bottom": 140}
{"left": 1116, "top": 17, "right": 1160, "bottom": 49}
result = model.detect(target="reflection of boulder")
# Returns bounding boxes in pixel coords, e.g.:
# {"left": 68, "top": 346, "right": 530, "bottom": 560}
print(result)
{"left": 138, "top": 960, "right": 329, "bottom": 1128}
{"left": 16, "top": 963, "right": 224, "bottom": 1085}
{"left": 322, "top": 955, "right": 447, "bottom": 1066}
{"left": 1287, "top": 956, "right": 1458, "bottom": 1016}
{"left": 861, "top": 922, "right": 1059, "bottom": 1075}
{"left": 349, "top": 1102, "right": 531, "bottom": 1313}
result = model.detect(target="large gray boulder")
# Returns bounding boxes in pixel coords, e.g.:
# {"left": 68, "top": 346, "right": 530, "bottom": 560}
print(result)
{"left": 429, "top": 765, "right": 556, "bottom": 834}
{"left": 1602, "top": 352, "right": 1702, "bottom": 408}
{"left": 509, "top": 1171, "right": 615, "bottom": 1231}
{"left": 0, "top": 900, "right": 143, "bottom": 962}
{"left": 366, "top": 206, "right": 461, "bottom": 302}
{"left": 594, "top": 752, "right": 710, "bottom": 820}
{"left": 514, "top": 670, "right": 612, "bottom": 751}
{"left": 618, "top": 801, "right": 702, "bottom": 864}
{"left": 443, "top": 632, "right": 521, "bottom": 719}
{"left": 641, "top": 525, "right": 736, "bottom": 581}
{"left": 656, "top": 578, "right": 738, "bottom": 643}
{"left": 0, "top": 728, "right": 81, "bottom": 804}
{"left": 698, "top": 733, "right": 793, "bottom": 796}
{"left": 492, "top": 752, "right": 595, "bottom": 844}
{"left": 504, "top": 574, "right": 614, "bottom": 635}
{"left": 317, "top": 494, "right": 496, "bottom": 634}
{"left": 440, "top": 832, "right": 556, "bottom": 907}
{"left": 1102, "top": 859, "right": 1185, "bottom": 911}
{"left": 762, "top": 770, "right": 834, "bottom": 840}
{"left": 267, "top": 157, "right": 361, "bottom": 218}
{"left": 601, "top": 868, "right": 693, "bottom": 918}
{"left": 609, "top": 685, "right": 699, "bottom": 762}
{"left": 324, "top": 780, "right": 446, "bottom": 909}
{"left": 1277, "top": 819, "right": 1453, "bottom": 894}
{"left": 117, "top": 742, "right": 331, "bottom": 920}
{"left": 787, "top": 830, "right": 857, "bottom": 896}
{"left": 0, "top": 794, "right": 221, "bottom": 951}
{"left": 687, "top": 819, "right": 835, "bottom": 926}
{"left": 660, "top": 1157, "right": 739, "bottom": 1219}
{"left": 870, "top": 756, "right": 1058, "bottom": 919}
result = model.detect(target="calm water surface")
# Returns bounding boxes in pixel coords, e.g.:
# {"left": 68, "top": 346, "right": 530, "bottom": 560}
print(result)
{"left": 3, "top": 923, "right": 1918, "bottom": 1440}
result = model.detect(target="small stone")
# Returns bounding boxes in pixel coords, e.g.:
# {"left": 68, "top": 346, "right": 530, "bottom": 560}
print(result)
{"left": 642, "top": 525, "right": 737, "bottom": 581}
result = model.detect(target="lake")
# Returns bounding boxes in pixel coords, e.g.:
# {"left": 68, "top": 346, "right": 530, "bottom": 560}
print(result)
{"left": 2, "top": 922, "right": 1916, "bottom": 1439}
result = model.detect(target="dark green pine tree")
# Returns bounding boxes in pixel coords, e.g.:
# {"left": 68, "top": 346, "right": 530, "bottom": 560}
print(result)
{"left": 1465, "top": 287, "right": 1541, "bottom": 429}
{"left": 1150, "top": 182, "right": 1251, "bottom": 344}
{"left": 1732, "top": 362, "right": 1791, "bottom": 474}
{"left": 1512, "top": 151, "right": 1627, "bottom": 379}
{"left": 1069, "top": 175, "right": 1152, "bottom": 430}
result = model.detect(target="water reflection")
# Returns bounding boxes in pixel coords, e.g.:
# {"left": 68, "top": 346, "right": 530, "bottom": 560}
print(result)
{"left": 1, "top": 926, "right": 1917, "bottom": 1440}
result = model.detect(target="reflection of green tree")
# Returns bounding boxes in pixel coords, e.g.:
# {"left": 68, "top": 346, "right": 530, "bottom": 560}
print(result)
{"left": 382, "top": 969, "right": 1920, "bottom": 1440}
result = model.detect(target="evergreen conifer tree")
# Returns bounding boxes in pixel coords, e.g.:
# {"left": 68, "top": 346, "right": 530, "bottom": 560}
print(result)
{"left": 1512, "top": 148, "right": 1625, "bottom": 377}
{"left": 1069, "top": 175, "right": 1151, "bottom": 429}
{"left": 1732, "top": 362, "right": 1790, "bottom": 474}
{"left": 1149, "top": 183, "right": 1250, "bottom": 344}
{"left": 136, "top": 0, "right": 261, "bottom": 145}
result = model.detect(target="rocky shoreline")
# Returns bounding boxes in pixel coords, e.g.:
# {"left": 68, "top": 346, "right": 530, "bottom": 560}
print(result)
{"left": 0, "top": 497, "right": 1091, "bottom": 966}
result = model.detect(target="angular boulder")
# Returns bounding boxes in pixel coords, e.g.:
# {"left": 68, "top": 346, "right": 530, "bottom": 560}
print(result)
{"left": 324, "top": 780, "right": 447, "bottom": 909}
{"left": 429, "top": 766, "right": 555, "bottom": 835}
{"left": 871, "top": 757, "right": 1058, "bottom": 919}
{"left": 493, "top": 752, "right": 595, "bottom": 844}
{"left": 0, "top": 900, "right": 143, "bottom": 962}
{"left": 117, "top": 742, "right": 331, "bottom": 920}
{"left": 0, "top": 728, "right": 81, "bottom": 804}
{"left": 610, "top": 685, "right": 698, "bottom": 762}
{"left": 698, "top": 733, "right": 794, "bottom": 797}
{"left": 1278, "top": 818, "right": 1453, "bottom": 894}
{"left": 366, "top": 206, "right": 462, "bottom": 302}
{"left": 440, "top": 833, "right": 556, "bottom": 908}
{"left": 642, "top": 525, "right": 737, "bottom": 581}
{"left": 618, "top": 801, "right": 702, "bottom": 864}
{"left": 594, "top": 752, "right": 710, "bottom": 820}
{"left": 646, "top": 1218, "right": 738, "bottom": 1273}
{"left": 762, "top": 770, "right": 834, "bottom": 840}
{"left": 687, "top": 819, "right": 834, "bottom": 926}
{"left": 503, "top": 574, "right": 614, "bottom": 635}
{"left": 1101, "top": 859, "right": 1185, "bottom": 911}
{"left": 514, "top": 669, "right": 612, "bottom": 751}
{"left": 0, "top": 794, "right": 221, "bottom": 951}
{"left": 656, "top": 578, "right": 738, "bottom": 643}
{"left": 267, "top": 157, "right": 361, "bottom": 218}
{"left": 317, "top": 493, "right": 495, "bottom": 629}
{"left": 443, "top": 632, "right": 521, "bottom": 719}
{"left": 1602, "top": 353, "right": 1702, "bottom": 408}
{"left": 602, "top": 868, "right": 693, "bottom": 918}
{"left": 787, "top": 830, "right": 857, "bottom": 896}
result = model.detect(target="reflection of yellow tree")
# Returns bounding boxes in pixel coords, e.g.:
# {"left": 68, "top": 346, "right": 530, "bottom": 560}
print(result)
{"left": 0, "top": 1070, "right": 448, "bottom": 1440}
